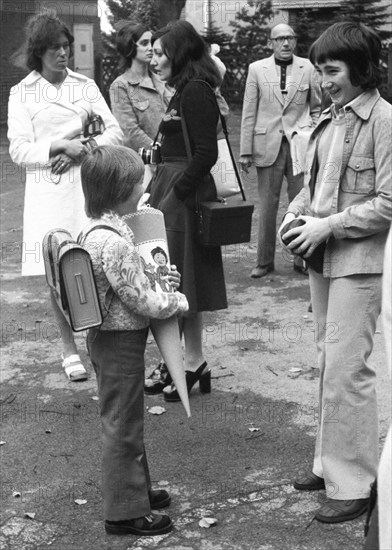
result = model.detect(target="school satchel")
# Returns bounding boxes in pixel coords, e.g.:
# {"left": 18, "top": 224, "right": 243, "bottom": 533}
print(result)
{"left": 42, "top": 225, "right": 120, "bottom": 331}
{"left": 180, "top": 87, "right": 254, "bottom": 247}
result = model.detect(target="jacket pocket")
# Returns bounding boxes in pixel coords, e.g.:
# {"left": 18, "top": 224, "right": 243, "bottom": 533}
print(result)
{"left": 343, "top": 156, "right": 375, "bottom": 194}
{"left": 253, "top": 127, "right": 267, "bottom": 153}
{"left": 133, "top": 99, "right": 150, "bottom": 112}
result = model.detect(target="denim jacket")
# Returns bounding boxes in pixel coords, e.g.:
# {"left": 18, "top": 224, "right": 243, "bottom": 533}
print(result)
{"left": 110, "top": 70, "right": 172, "bottom": 151}
{"left": 288, "top": 89, "right": 392, "bottom": 277}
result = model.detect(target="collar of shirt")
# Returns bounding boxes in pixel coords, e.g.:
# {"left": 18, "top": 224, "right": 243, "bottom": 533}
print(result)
{"left": 274, "top": 57, "right": 293, "bottom": 67}
{"left": 23, "top": 68, "right": 89, "bottom": 86}
{"left": 84, "top": 210, "right": 134, "bottom": 242}
{"left": 123, "top": 68, "right": 166, "bottom": 93}
{"left": 331, "top": 90, "right": 377, "bottom": 120}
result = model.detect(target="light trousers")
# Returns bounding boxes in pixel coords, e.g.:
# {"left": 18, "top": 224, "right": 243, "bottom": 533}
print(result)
{"left": 256, "top": 139, "right": 303, "bottom": 267}
{"left": 309, "top": 270, "right": 382, "bottom": 499}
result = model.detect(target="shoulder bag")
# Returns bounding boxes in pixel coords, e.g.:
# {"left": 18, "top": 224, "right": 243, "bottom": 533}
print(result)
{"left": 180, "top": 87, "right": 254, "bottom": 247}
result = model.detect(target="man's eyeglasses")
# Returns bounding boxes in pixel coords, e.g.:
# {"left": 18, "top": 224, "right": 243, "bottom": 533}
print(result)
{"left": 271, "top": 36, "right": 296, "bottom": 45}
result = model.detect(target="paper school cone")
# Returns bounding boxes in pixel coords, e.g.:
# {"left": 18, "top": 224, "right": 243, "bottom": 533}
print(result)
{"left": 122, "top": 206, "right": 191, "bottom": 417}
{"left": 149, "top": 316, "right": 190, "bottom": 419}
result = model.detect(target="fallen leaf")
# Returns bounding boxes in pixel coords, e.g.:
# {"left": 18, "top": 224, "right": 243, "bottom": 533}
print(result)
{"left": 265, "top": 365, "right": 278, "bottom": 376}
{"left": 199, "top": 517, "right": 217, "bottom": 528}
{"left": 148, "top": 406, "right": 166, "bottom": 415}
{"left": 74, "top": 499, "right": 87, "bottom": 505}
{"left": 24, "top": 512, "right": 36, "bottom": 519}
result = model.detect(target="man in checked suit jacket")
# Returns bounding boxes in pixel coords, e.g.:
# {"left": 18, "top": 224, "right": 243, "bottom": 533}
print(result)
{"left": 240, "top": 23, "right": 321, "bottom": 278}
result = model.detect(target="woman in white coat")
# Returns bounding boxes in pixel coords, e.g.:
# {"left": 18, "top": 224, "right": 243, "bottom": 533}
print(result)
{"left": 7, "top": 11, "right": 123, "bottom": 380}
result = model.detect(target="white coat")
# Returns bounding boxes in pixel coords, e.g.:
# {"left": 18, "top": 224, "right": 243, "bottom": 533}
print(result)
{"left": 7, "top": 69, "right": 123, "bottom": 276}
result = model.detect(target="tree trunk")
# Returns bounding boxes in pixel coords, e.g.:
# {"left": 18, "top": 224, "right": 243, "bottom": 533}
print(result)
{"left": 158, "top": 0, "right": 186, "bottom": 26}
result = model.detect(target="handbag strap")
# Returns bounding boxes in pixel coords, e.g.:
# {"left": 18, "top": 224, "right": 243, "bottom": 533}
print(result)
{"left": 179, "top": 100, "right": 203, "bottom": 216}
{"left": 217, "top": 112, "right": 246, "bottom": 201}
{"left": 179, "top": 83, "right": 247, "bottom": 202}
{"left": 152, "top": 127, "right": 162, "bottom": 147}
{"left": 179, "top": 99, "right": 192, "bottom": 164}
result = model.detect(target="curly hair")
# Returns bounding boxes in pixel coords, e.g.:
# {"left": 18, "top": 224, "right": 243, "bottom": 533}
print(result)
{"left": 11, "top": 10, "right": 74, "bottom": 72}
{"left": 152, "top": 20, "right": 221, "bottom": 91}
{"left": 114, "top": 20, "right": 149, "bottom": 72}
{"left": 309, "top": 22, "right": 382, "bottom": 90}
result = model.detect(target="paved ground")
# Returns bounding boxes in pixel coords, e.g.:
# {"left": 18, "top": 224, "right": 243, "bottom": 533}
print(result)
{"left": 0, "top": 113, "right": 390, "bottom": 550}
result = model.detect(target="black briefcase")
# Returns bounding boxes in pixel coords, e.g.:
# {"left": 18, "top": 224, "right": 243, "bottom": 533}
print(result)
{"left": 197, "top": 198, "right": 254, "bottom": 247}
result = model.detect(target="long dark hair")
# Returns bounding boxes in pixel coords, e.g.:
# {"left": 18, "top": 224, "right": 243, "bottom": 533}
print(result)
{"left": 114, "top": 20, "right": 149, "bottom": 72}
{"left": 309, "top": 22, "right": 382, "bottom": 90}
{"left": 152, "top": 20, "right": 221, "bottom": 91}
{"left": 11, "top": 10, "right": 74, "bottom": 72}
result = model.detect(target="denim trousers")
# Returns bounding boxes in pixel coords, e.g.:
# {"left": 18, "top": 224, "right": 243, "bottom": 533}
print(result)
{"left": 256, "top": 139, "right": 303, "bottom": 268}
{"left": 87, "top": 327, "right": 151, "bottom": 521}
{"left": 309, "top": 270, "right": 382, "bottom": 499}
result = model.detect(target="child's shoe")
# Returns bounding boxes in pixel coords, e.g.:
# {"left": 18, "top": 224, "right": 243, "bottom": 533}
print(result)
{"left": 105, "top": 513, "right": 173, "bottom": 536}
